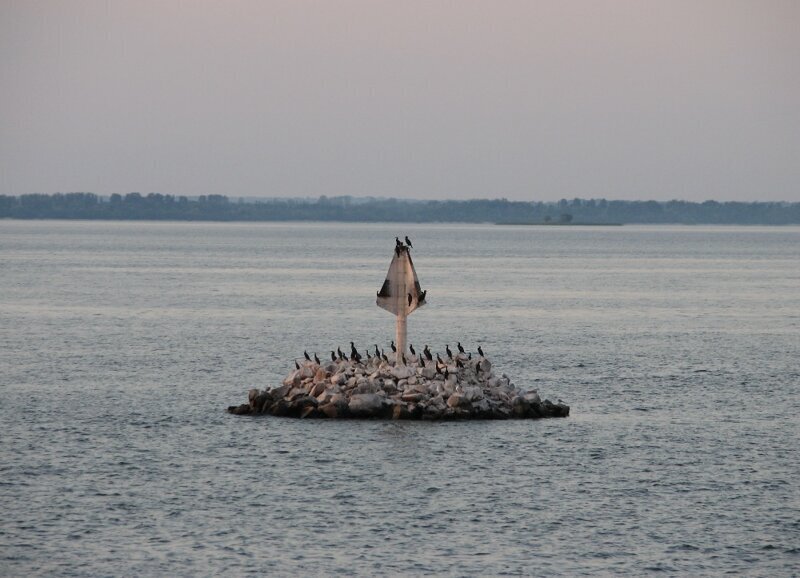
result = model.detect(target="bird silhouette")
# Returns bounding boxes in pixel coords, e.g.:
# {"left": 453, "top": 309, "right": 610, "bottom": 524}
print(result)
{"left": 405, "top": 236, "right": 413, "bottom": 248}
{"left": 407, "top": 293, "right": 413, "bottom": 307}
{"left": 424, "top": 345, "right": 433, "bottom": 361}
{"left": 436, "top": 354, "right": 444, "bottom": 365}
{"left": 314, "top": 353, "right": 321, "bottom": 364}
{"left": 457, "top": 342, "right": 465, "bottom": 354}
{"left": 294, "top": 360, "right": 300, "bottom": 370}
{"left": 446, "top": 345, "right": 453, "bottom": 359}
{"left": 409, "top": 344, "right": 416, "bottom": 356}
{"left": 419, "top": 289, "right": 427, "bottom": 302}
{"left": 303, "top": 350, "right": 311, "bottom": 362}
{"left": 477, "top": 345, "right": 485, "bottom": 357}
{"left": 374, "top": 344, "right": 380, "bottom": 357}
{"left": 330, "top": 351, "right": 337, "bottom": 362}
{"left": 390, "top": 340, "right": 397, "bottom": 353}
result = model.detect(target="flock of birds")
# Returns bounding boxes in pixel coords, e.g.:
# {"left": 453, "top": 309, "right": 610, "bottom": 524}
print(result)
{"left": 294, "top": 342, "right": 487, "bottom": 376}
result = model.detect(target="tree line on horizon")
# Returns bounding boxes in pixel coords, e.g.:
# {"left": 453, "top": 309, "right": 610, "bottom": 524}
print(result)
{"left": 1, "top": 192, "right": 798, "bottom": 224}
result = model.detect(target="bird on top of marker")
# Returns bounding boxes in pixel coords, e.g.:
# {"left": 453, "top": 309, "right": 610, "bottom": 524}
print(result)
{"left": 405, "top": 236, "right": 413, "bottom": 248}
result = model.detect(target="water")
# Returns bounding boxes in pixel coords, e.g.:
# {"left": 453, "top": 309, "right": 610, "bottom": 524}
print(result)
{"left": 1, "top": 221, "right": 798, "bottom": 576}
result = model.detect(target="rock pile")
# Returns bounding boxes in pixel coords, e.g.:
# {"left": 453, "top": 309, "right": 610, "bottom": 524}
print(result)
{"left": 228, "top": 352, "right": 569, "bottom": 420}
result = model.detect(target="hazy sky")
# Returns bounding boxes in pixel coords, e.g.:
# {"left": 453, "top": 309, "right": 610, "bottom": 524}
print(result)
{"left": 1, "top": 1, "right": 798, "bottom": 201}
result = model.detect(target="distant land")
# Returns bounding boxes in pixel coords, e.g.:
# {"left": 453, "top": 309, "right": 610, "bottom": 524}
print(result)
{"left": 1, "top": 193, "right": 799, "bottom": 224}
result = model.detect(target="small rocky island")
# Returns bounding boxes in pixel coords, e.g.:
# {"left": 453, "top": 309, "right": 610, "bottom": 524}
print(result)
{"left": 228, "top": 351, "right": 569, "bottom": 420}
{"left": 229, "top": 238, "right": 569, "bottom": 420}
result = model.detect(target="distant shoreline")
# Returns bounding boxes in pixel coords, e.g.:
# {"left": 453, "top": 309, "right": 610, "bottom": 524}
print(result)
{"left": 497, "top": 222, "right": 623, "bottom": 226}
{"left": 2, "top": 194, "right": 799, "bottom": 225}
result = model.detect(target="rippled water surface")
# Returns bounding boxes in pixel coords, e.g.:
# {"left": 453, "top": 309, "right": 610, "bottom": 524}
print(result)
{"left": 1, "top": 221, "right": 799, "bottom": 576}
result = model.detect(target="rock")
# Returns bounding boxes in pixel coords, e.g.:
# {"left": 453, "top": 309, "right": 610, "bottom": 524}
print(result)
{"left": 446, "top": 393, "right": 471, "bottom": 409}
{"left": 268, "top": 384, "right": 291, "bottom": 400}
{"left": 390, "top": 366, "right": 413, "bottom": 380}
{"left": 523, "top": 390, "right": 541, "bottom": 404}
{"left": 270, "top": 399, "right": 290, "bottom": 417}
{"left": 299, "top": 366, "right": 315, "bottom": 379}
{"left": 419, "top": 365, "right": 436, "bottom": 380}
{"left": 288, "top": 387, "right": 307, "bottom": 401}
{"left": 392, "top": 403, "right": 417, "bottom": 420}
{"left": 314, "top": 367, "right": 328, "bottom": 383}
{"left": 310, "top": 382, "right": 327, "bottom": 397}
{"left": 511, "top": 396, "right": 530, "bottom": 418}
{"left": 319, "top": 400, "right": 348, "bottom": 419}
{"left": 348, "top": 393, "right": 386, "bottom": 417}
{"left": 228, "top": 403, "right": 252, "bottom": 415}
{"left": 401, "top": 392, "right": 426, "bottom": 403}
{"left": 282, "top": 370, "right": 301, "bottom": 387}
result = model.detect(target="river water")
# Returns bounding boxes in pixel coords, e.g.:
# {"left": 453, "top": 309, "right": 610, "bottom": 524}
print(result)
{"left": 1, "top": 221, "right": 798, "bottom": 576}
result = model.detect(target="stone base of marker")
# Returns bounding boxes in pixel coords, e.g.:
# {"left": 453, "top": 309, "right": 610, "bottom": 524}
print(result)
{"left": 227, "top": 353, "right": 569, "bottom": 420}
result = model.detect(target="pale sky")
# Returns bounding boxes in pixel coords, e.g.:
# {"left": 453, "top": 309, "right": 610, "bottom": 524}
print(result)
{"left": 1, "top": 1, "right": 798, "bottom": 201}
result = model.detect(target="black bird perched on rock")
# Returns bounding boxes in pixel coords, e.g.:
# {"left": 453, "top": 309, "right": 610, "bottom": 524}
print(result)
{"left": 365, "top": 350, "right": 371, "bottom": 360}
{"left": 456, "top": 358, "right": 463, "bottom": 368}
{"left": 405, "top": 236, "right": 413, "bottom": 248}
{"left": 350, "top": 341, "right": 360, "bottom": 359}
{"left": 304, "top": 350, "right": 311, "bottom": 362}
{"left": 444, "top": 367, "right": 449, "bottom": 379}
{"left": 337, "top": 346, "right": 344, "bottom": 359}
{"left": 457, "top": 342, "right": 465, "bottom": 354}
{"left": 400, "top": 352, "right": 406, "bottom": 365}
{"left": 314, "top": 353, "right": 321, "bottom": 365}
{"left": 374, "top": 344, "right": 380, "bottom": 357}
{"left": 331, "top": 351, "right": 337, "bottom": 362}
{"left": 477, "top": 345, "right": 485, "bottom": 357}
{"left": 294, "top": 360, "right": 300, "bottom": 370}
{"left": 468, "top": 352, "right": 472, "bottom": 360}
{"left": 381, "top": 350, "right": 389, "bottom": 363}
{"left": 424, "top": 345, "right": 433, "bottom": 361}
{"left": 408, "top": 293, "right": 413, "bottom": 307}
{"left": 390, "top": 340, "right": 397, "bottom": 353}
{"left": 446, "top": 345, "right": 453, "bottom": 359}
{"left": 436, "top": 354, "right": 444, "bottom": 365}
{"left": 409, "top": 344, "right": 416, "bottom": 356}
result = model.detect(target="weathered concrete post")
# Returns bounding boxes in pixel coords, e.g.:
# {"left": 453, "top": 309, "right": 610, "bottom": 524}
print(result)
{"left": 376, "top": 242, "right": 425, "bottom": 361}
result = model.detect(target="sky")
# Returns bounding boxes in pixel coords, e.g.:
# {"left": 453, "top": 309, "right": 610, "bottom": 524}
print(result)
{"left": 1, "top": 1, "right": 798, "bottom": 202}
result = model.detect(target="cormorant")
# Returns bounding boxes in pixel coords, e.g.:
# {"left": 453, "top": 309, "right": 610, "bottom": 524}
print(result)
{"left": 436, "top": 354, "right": 444, "bottom": 365}
{"left": 446, "top": 345, "right": 453, "bottom": 359}
{"left": 407, "top": 293, "right": 413, "bottom": 307}
{"left": 374, "top": 344, "right": 380, "bottom": 357}
{"left": 331, "top": 351, "right": 337, "bottom": 362}
{"left": 456, "top": 358, "right": 463, "bottom": 368}
{"left": 294, "top": 360, "right": 300, "bottom": 370}
{"left": 400, "top": 353, "right": 406, "bottom": 365}
{"left": 468, "top": 352, "right": 472, "bottom": 360}
{"left": 314, "top": 353, "right": 321, "bottom": 365}
{"left": 405, "top": 236, "right": 413, "bottom": 248}
{"left": 444, "top": 367, "right": 449, "bottom": 379}
{"left": 390, "top": 340, "right": 397, "bottom": 353}
{"left": 304, "top": 350, "right": 311, "bottom": 362}
{"left": 409, "top": 344, "right": 416, "bottom": 356}
{"left": 337, "top": 346, "right": 344, "bottom": 359}
{"left": 478, "top": 345, "right": 485, "bottom": 357}
{"left": 424, "top": 345, "right": 433, "bottom": 361}
{"left": 457, "top": 342, "right": 465, "bottom": 354}
{"left": 350, "top": 341, "right": 359, "bottom": 359}
{"left": 419, "top": 290, "right": 427, "bottom": 302}
{"left": 381, "top": 350, "right": 389, "bottom": 363}
{"left": 366, "top": 350, "right": 372, "bottom": 360}
{"left": 341, "top": 352, "right": 349, "bottom": 361}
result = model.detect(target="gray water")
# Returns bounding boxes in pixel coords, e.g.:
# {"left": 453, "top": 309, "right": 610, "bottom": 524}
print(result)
{"left": 1, "top": 221, "right": 798, "bottom": 576}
